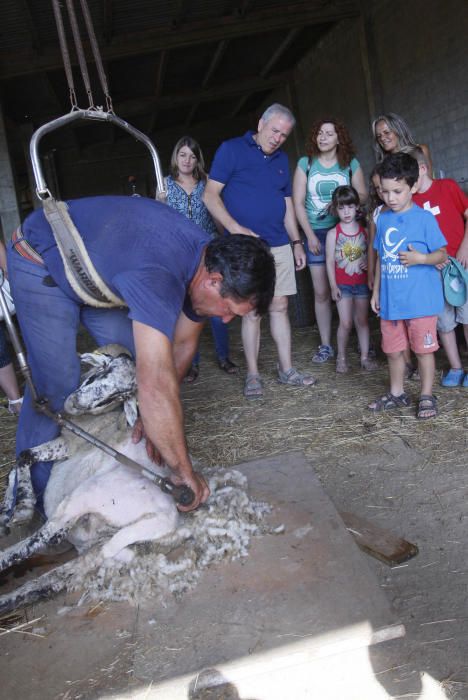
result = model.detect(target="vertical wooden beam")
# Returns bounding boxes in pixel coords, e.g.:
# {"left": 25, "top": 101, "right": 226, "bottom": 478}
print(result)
{"left": 148, "top": 50, "right": 168, "bottom": 134}
{"left": 285, "top": 78, "right": 304, "bottom": 159}
{"left": 358, "top": 1, "right": 384, "bottom": 121}
{"left": 0, "top": 106, "right": 21, "bottom": 242}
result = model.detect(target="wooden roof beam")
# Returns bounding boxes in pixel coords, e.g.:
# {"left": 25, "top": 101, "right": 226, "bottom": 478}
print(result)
{"left": 0, "top": 1, "right": 359, "bottom": 78}
{"left": 119, "top": 71, "right": 290, "bottom": 118}
{"left": 147, "top": 49, "right": 168, "bottom": 135}
{"left": 185, "top": 38, "right": 229, "bottom": 128}
{"left": 260, "top": 27, "right": 301, "bottom": 77}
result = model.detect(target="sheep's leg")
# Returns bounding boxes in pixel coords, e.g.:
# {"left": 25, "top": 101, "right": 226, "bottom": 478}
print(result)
{"left": 0, "top": 555, "right": 79, "bottom": 614}
{"left": 0, "top": 519, "right": 71, "bottom": 574}
{"left": 0, "top": 438, "right": 71, "bottom": 529}
{"left": 0, "top": 467, "right": 18, "bottom": 531}
{"left": 100, "top": 514, "right": 177, "bottom": 562}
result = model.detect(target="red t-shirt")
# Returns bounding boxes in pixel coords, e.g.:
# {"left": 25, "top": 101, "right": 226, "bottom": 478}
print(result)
{"left": 334, "top": 223, "right": 368, "bottom": 286}
{"left": 413, "top": 179, "right": 468, "bottom": 257}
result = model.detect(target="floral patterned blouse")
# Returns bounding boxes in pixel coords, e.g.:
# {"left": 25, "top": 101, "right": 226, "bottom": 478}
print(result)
{"left": 166, "top": 177, "right": 218, "bottom": 237}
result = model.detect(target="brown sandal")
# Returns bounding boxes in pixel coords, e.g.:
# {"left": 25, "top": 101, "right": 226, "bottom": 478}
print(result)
{"left": 368, "top": 392, "right": 411, "bottom": 412}
{"left": 218, "top": 357, "right": 239, "bottom": 375}
{"left": 417, "top": 395, "right": 438, "bottom": 420}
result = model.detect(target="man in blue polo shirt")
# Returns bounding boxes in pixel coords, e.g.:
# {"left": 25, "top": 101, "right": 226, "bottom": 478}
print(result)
{"left": 204, "top": 103, "right": 316, "bottom": 398}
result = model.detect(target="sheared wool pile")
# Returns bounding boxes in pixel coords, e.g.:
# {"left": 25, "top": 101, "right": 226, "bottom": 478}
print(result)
{"left": 67, "top": 469, "right": 278, "bottom": 605}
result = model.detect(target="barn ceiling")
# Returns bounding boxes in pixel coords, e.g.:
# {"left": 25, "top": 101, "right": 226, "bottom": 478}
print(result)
{"left": 0, "top": 1, "right": 359, "bottom": 137}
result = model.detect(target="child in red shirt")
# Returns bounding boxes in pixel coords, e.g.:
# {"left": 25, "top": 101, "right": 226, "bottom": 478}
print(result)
{"left": 411, "top": 147, "right": 468, "bottom": 387}
{"left": 326, "top": 186, "right": 377, "bottom": 373}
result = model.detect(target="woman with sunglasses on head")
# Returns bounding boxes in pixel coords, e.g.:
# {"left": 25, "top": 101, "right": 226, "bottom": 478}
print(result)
{"left": 372, "top": 112, "right": 433, "bottom": 174}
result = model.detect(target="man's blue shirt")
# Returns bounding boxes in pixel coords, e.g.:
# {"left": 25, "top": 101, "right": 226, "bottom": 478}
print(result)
{"left": 23, "top": 196, "right": 209, "bottom": 339}
{"left": 374, "top": 204, "right": 447, "bottom": 320}
{"left": 209, "top": 131, "right": 292, "bottom": 247}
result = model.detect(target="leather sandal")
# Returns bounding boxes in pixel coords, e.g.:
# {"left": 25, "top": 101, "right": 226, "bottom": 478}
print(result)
{"left": 218, "top": 357, "right": 239, "bottom": 375}
{"left": 277, "top": 367, "right": 317, "bottom": 387}
{"left": 417, "top": 394, "right": 438, "bottom": 420}
{"left": 244, "top": 374, "right": 263, "bottom": 399}
{"left": 368, "top": 392, "right": 411, "bottom": 412}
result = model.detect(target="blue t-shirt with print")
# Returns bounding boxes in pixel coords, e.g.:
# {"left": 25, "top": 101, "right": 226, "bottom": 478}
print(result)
{"left": 209, "top": 131, "right": 292, "bottom": 247}
{"left": 23, "top": 196, "right": 209, "bottom": 340}
{"left": 374, "top": 205, "right": 447, "bottom": 320}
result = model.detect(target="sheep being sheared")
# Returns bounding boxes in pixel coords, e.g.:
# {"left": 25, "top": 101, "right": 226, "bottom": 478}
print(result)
{"left": 0, "top": 346, "right": 275, "bottom": 612}
{"left": 0, "top": 346, "right": 178, "bottom": 603}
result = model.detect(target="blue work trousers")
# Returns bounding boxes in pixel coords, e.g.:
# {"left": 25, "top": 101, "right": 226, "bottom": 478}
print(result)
{"left": 7, "top": 247, "right": 134, "bottom": 503}
{"left": 192, "top": 316, "right": 229, "bottom": 366}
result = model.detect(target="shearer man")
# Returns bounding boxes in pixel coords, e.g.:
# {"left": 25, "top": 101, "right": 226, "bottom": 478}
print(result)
{"left": 7, "top": 195, "right": 275, "bottom": 512}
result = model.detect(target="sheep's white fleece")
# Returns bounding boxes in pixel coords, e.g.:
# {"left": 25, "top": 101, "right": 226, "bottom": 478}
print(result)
{"left": 60, "top": 469, "right": 274, "bottom": 605}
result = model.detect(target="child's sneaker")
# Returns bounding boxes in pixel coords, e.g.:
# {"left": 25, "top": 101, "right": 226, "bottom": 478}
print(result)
{"left": 462, "top": 373, "right": 468, "bottom": 388}
{"left": 441, "top": 368, "right": 464, "bottom": 387}
{"left": 312, "top": 344, "right": 334, "bottom": 363}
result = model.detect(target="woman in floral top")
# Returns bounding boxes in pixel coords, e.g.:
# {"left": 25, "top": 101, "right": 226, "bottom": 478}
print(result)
{"left": 165, "top": 136, "right": 238, "bottom": 382}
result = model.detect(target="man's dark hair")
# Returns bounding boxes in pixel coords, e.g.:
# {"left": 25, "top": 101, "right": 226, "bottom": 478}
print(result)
{"left": 205, "top": 235, "right": 275, "bottom": 316}
{"left": 379, "top": 152, "right": 419, "bottom": 187}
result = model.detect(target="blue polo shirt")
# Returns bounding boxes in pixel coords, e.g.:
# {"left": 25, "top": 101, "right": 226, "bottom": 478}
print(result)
{"left": 209, "top": 131, "right": 292, "bottom": 247}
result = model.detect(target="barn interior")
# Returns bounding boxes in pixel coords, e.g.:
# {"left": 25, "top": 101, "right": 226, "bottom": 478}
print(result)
{"left": 0, "top": 1, "right": 468, "bottom": 699}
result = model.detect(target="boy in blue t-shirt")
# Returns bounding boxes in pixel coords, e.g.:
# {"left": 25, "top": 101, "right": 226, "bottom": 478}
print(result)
{"left": 369, "top": 153, "right": 447, "bottom": 419}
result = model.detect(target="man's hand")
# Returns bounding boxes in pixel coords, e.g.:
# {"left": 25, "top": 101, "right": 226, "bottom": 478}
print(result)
{"left": 170, "top": 469, "right": 210, "bottom": 512}
{"left": 306, "top": 233, "right": 321, "bottom": 255}
{"left": 293, "top": 243, "right": 306, "bottom": 270}
{"left": 371, "top": 294, "right": 380, "bottom": 315}
{"left": 399, "top": 244, "right": 425, "bottom": 267}
{"left": 131, "top": 417, "right": 162, "bottom": 464}
{"left": 230, "top": 225, "right": 258, "bottom": 237}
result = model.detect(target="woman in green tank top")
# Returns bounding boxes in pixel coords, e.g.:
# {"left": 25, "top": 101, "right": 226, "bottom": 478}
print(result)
{"left": 293, "top": 118, "right": 367, "bottom": 363}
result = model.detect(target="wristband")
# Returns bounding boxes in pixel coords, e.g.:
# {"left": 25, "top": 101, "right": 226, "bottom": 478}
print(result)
{"left": 291, "top": 240, "right": 303, "bottom": 247}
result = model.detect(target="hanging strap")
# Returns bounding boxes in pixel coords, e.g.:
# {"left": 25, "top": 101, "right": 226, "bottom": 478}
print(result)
{"left": 43, "top": 198, "right": 126, "bottom": 308}
{"left": 79, "top": 0, "right": 114, "bottom": 112}
{"left": 51, "top": 0, "right": 78, "bottom": 108}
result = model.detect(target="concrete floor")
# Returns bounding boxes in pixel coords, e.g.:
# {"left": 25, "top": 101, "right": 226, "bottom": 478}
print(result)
{"left": 0, "top": 452, "right": 407, "bottom": 699}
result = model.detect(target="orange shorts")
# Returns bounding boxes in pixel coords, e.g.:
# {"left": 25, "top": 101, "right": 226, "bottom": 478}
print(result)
{"left": 380, "top": 316, "right": 439, "bottom": 355}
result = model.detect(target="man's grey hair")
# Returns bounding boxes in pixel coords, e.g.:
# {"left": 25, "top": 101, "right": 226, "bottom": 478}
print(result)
{"left": 261, "top": 103, "right": 296, "bottom": 128}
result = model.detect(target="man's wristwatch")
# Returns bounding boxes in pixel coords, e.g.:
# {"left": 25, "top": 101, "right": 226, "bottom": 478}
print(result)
{"left": 291, "top": 240, "right": 303, "bottom": 247}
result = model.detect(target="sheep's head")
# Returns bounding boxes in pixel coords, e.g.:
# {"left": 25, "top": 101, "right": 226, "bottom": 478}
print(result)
{"left": 64, "top": 345, "right": 137, "bottom": 422}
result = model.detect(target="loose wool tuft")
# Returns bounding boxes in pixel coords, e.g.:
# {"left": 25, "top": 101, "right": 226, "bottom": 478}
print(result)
{"left": 63, "top": 469, "right": 276, "bottom": 605}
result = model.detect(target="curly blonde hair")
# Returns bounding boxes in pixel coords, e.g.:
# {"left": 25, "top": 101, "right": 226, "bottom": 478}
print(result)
{"left": 305, "top": 117, "right": 356, "bottom": 168}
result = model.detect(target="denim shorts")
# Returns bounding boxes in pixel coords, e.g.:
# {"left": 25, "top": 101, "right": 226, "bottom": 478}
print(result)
{"left": 305, "top": 228, "right": 329, "bottom": 265}
{"left": 338, "top": 283, "right": 369, "bottom": 299}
